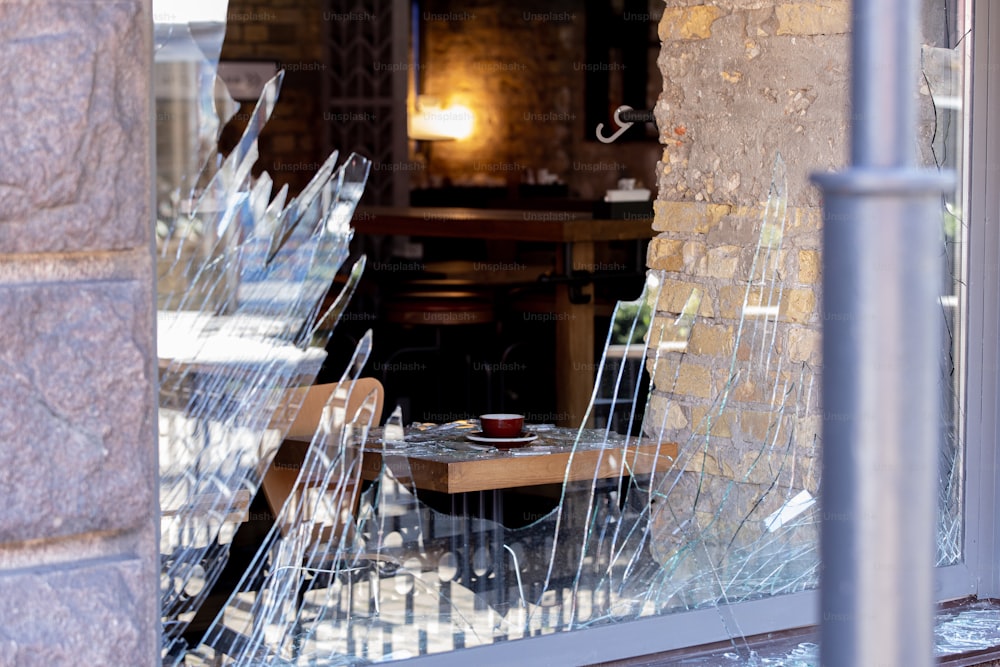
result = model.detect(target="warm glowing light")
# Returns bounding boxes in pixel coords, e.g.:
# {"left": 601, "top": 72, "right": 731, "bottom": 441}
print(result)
{"left": 409, "top": 97, "right": 475, "bottom": 141}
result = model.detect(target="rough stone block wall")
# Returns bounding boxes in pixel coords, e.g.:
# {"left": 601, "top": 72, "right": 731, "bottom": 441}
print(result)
{"left": 646, "top": 0, "right": 956, "bottom": 548}
{"left": 646, "top": 1, "right": 850, "bottom": 521}
{"left": 0, "top": 1, "right": 159, "bottom": 664}
{"left": 655, "top": 1, "right": 848, "bottom": 207}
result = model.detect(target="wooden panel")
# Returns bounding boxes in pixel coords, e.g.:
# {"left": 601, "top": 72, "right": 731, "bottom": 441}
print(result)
{"left": 361, "top": 441, "right": 678, "bottom": 494}
{"left": 354, "top": 206, "right": 652, "bottom": 242}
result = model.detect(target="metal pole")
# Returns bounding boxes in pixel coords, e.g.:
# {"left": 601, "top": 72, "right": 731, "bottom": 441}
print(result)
{"left": 812, "top": 0, "right": 953, "bottom": 664}
{"left": 852, "top": 1, "right": 917, "bottom": 167}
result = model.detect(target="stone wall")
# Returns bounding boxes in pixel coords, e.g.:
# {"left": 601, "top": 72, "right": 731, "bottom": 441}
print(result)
{"left": 0, "top": 1, "right": 159, "bottom": 664}
{"left": 644, "top": 0, "right": 953, "bottom": 586}
{"left": 646, "top": 1, "right": 850, "bottom": 529}
{"left": 208, "top": 0, "right": 948, "bottom": 234}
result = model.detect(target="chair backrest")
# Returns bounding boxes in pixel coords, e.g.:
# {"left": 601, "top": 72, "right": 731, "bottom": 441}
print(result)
{"left": 261, "top": 378, "right": 385, "bottom": 537}
{"left": 270, "top": 378, "right": 385, "bottom": 438}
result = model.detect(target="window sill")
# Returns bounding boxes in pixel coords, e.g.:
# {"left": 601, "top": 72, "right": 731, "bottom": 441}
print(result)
{"left": 596, "top": 598, "right": 1000, "bottom": 667}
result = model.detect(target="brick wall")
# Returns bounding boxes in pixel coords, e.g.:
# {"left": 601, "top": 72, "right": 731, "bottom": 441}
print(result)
{"left": 644, "top": 0, "right": 953, "bottom": 577}
{"left": 220, "top": 0, "right": 326, "bottom": 195}
{"left": 410, "top": 0, "right": 665, "bottom": 200}
{"left": 218, "top": 0, "right": 668, "bottom": 203}
{"left": 645, "top": 1, "right": 850, "bottom": 535}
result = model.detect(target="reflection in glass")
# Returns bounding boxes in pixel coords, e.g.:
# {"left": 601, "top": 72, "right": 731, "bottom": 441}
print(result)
{"left": 182, "top": 160, "right": 818, "bottom": 665}
{"left": 919, "top": 3, "right": 970, "bottom": 567}
{"left": 154, "top": 5, "right": 373, "bottom": 659}
{"left": 156, "top": 1, "right": 973, "bottom": 663}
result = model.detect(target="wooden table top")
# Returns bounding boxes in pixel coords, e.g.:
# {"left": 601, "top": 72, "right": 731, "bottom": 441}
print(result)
{"left": 279, "top": 425, "right": 677, "bottom": 495}
{"left": 353, "top": 206, "right": 653, "bottom": 243}
{"left": 360, "top": 439, "right": 678, "bottom": 494}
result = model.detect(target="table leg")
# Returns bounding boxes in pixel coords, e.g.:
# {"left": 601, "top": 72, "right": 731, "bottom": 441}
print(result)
{"left": 492, "top": 489, "right": 507, "bottom": 612}
{"left": 555, "top": 240, "right": 595, "bottom": 428}
{"left": 457, "top": 494, "right": 471, "bottom": 590}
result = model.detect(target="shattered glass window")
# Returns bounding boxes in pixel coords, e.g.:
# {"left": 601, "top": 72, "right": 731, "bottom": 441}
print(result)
{"left": 919, "top": 0, "right": 969, "bottom": 567}
{"left": 170, "top": 166, "right": 823, "bottom": 663}
{"left": 154, "top": 0, "right": 974, "bottom": 664}
{"left": 153, "top": 5, "right": 372, "bottom": 658}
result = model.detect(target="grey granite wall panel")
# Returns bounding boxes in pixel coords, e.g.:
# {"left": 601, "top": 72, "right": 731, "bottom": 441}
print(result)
{"left": 0, "top": 0, "right": 158, "bottom": 664}
{"left": 0, "top": 558, "right": 151, "bottom": 666}
{"left": 0, "top": 1, "right": 149, "bottom": 254}
{"left": 0, "top": 280, "right": 154, "bottom": 544}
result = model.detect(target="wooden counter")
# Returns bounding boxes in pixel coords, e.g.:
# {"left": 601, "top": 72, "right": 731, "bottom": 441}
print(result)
{"left": 353, "top": 206, "right": 654, "bottom": 243}
{"left": 353, "top": 207, "right": 653, "bottom": 427}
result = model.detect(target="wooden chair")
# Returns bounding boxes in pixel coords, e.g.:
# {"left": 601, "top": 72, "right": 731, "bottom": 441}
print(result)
{"left": 194, "top": 380, "right": 387, "bottom": 662}
{"left": 260, "top": 378, "right": 384, "bottom": 541}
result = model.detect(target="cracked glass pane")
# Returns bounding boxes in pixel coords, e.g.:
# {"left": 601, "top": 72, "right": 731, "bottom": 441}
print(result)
{"left": 918, "top": 0, "right": 969, "bottom": 568}
{"left": 176, "top": 141, "right": 964, "bottom": 662}
{"left": 154, "top": 3, "right": 372, "bottom": 658}
{"left": 156, "top": 0, "right": 972, "bottom": 664}
{"left": 178, "top": 157, "right": 820, "bottom": 663}
{"left": 641, "top": 155, "right": 821, "bottom": 613}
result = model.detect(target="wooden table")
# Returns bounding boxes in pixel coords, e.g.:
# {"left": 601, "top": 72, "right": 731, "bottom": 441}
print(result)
{"left": 360, "top": 438, "right": 678, "bottom": 494}
{"left": 352, "top": 207, "right": 653, "bottom": 427}
{"left": 281, "top": 425, "right": 677, "bottom": 495}
{"left": 279, "top": 424, "right": 676, "bottom": 610}
{"left": 367, "top": 426, "right": 675, "bottom": 608}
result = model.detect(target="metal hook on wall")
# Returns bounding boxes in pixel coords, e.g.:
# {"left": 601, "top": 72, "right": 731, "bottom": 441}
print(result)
{"left": 595, "top": 105, "right": 656, "bottom": 143}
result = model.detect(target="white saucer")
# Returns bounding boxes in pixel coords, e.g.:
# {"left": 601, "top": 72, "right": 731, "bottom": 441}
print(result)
{"left": 465, "top": 431, "right": 538, "bottom": 445}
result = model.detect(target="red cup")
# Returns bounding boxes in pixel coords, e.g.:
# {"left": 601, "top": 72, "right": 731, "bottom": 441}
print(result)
{"left": 479, "top": 413, "right": 524, "bottom": 439}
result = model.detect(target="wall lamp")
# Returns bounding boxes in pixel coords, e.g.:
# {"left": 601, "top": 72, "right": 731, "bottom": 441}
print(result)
{"left": 408, "top": 95, "right": 474, "bottom": 141}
